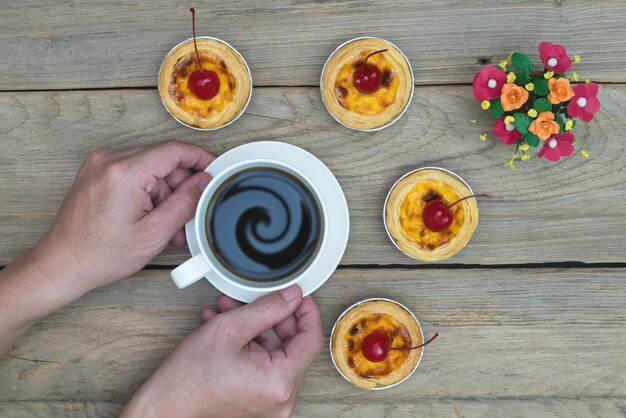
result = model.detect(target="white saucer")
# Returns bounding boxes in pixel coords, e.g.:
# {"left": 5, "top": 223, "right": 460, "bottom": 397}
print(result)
{"left": 184, "top": 141, "right": 350, "bottom": 302}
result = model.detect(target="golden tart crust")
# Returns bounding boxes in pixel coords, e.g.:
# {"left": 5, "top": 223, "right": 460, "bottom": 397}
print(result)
{"left": 331, "top": 300, "right": 422, "bottom": 389}
{"left": 321, "top": 38, "right": 413, "bottom": 131}
{"left": 159, "top": 37, "right": 251, "bottom": 130}
{"left": 385, "top": 169, "right": 478, "bottom": 261}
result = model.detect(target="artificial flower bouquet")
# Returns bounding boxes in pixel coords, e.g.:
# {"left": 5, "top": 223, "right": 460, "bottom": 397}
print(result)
{"left": 473, "top": 42, "right": 600, "bottom": 168}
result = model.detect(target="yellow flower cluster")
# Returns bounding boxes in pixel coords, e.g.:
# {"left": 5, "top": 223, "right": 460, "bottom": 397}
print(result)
{"left": 507, "top": 72, "right": 516, "bottom": 83}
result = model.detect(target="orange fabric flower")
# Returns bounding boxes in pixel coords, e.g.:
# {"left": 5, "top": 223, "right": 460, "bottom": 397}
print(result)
{"left": 500, "top": 83, "right": 529, "bottom": 111}
{"left": 548, "top": 77, "right": 575, "bottom": 104}
{"left": 529, "top": 111, "right": 560, "bottom": 140}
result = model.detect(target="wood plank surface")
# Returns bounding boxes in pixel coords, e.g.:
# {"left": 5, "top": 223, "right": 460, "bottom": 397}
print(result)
{"left": 1, "top": 86, "right": 625, "bottom": 265}
{"left": 2, "top": 399, "right": 625, "bottom": 418}
{"left": 1, "top": 1, "right": 626, "bottom": 89}
{"left": 0, "top": 268, "right": 624, "bottom": 417}
{"left": 2, "top": 2, "right": 625, "bottom": 418}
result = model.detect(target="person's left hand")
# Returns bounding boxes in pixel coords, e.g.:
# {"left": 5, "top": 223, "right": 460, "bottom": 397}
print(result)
{"left": 32, "top": 140, "right": 214, "bottom": 297}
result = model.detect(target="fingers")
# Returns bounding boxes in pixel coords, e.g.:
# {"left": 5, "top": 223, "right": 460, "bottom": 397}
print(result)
{"left": 165, "top": 168, "right": 193, "bottom": 189}
{"left": 201, "top": 308, "right": 218, "bottom": 321}
{"left": 142, "top": 171, "right": 211, "bottom": 243}
{"left": 217, "top": 295, "right": 298, "bottom": 342}
{"left": 170, "top": 229, "right": 187, "bottom": 246}
{"left": 133, "top": 141, "right": 215, "bottom": 180}
{"left": 282, "top": 296, "right": 323, "bottom": 377}
{"left": 221, "top": 285, "right": 303, "bottom": 348}
{"left": 274, "top": 314, "right": 298, "bottom": 342}
{"left": 218, "top": 296, "right": 284, "bottom": 352}
{"left": 163, "top": 169, "right": 195, "bottom": 246}
{"left": 147, "top": 178, "right": 173, "bottom": 206}
{"left": 217, "top": 295, "right": 244, "bottom": 312}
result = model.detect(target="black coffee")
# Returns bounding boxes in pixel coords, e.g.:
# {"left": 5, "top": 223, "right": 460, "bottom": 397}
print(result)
{"left": 206, "top": 167, "right": 322, "bottom": 282}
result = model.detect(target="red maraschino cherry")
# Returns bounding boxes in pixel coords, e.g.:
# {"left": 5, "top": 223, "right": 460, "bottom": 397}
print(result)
{"left": 422, "top": 194, "right": 492, "bottom": 232}
{"left": 353, "top": 49, "right": 388, "bottom": 94}
{"left": 188, "top": 8, "right": 220, "bottom": 100}
{"left": 361, "top": 331, "right": 440, "bottom": 363}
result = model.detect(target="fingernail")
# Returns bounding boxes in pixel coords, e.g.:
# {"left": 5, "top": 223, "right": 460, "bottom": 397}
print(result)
{"left": 279, "top": 285, "right": 299, "bottom": 302}
{"left": 198, "top": 173, "right": 211, "bottom": 190}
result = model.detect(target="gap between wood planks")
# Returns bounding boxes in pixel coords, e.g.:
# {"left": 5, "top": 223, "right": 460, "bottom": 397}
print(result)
{"left": 2, "top": 262, "right": 626, "bottom": 271}
{"left": 90, "top": 262, "right": 626, "bottom": 270}
{"left": 2, "top": 394, "right": 624, "bottom": 403}
{"left": 0, "top": 80, "right": 624, "bottom": 94}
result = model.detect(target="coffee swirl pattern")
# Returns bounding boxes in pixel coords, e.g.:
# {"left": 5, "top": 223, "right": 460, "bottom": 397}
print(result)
{"left": 206, "top": 167, "right": 322, "bottom": 282}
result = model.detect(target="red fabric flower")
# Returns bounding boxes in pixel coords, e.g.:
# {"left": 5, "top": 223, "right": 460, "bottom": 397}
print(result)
{"left": 567, "top": 82, "right": 600, "bottom": 122}
{"left": 538, "top": 132, "right": 575, "bottom": 162}
{"left": 492, "top": 116, "right": 521, "bottom": 145}
{"left": 473, "top": 65, "right": 507, "bottom": 101}
{"left": 538, "top": 42, "right": 572, "bottom": 74}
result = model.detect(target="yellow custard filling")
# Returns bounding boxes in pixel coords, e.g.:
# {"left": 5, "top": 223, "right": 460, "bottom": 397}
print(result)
{"left": 333, "top": 51, "right": 398, "bottom": 115}
{"left": 399, "top": 180, "right": 465, "bottom": 251}
{"left": 341, "top": 313, "right": 412, "bottom": 379}
{"left": 168, "top": 52, "right": 237, "bottom": 119}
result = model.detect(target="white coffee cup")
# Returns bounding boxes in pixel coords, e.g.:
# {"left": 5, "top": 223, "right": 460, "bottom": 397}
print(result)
{"left": 171, "top": 158, "right": 328, "bottom": 293}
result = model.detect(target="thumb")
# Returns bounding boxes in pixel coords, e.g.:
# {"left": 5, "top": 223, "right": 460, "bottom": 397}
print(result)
{"left": 143, "top": 171, "right": 211, "bottom": 242}
{"left": 222, "top": 285, "right": 303, "bottom": 348}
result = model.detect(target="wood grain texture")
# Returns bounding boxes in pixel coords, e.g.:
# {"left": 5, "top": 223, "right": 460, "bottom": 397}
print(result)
{"left": 1, "top": 86, "right": 625, "bottom": 265}
{"left": 2, "top": 399, "right": 625, "bottom": 418}
{"left": 0, "top": 402, "right": 120, "bottom": 418}
{"left": 0, "top": 268, "right": 624, "bottom": 417}
{"left": 0, "top": 1, "right": 625, "bottom": 89}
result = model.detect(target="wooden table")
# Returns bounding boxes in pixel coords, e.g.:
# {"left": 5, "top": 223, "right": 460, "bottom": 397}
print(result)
{"left": 1, "top": 1, "right": 625, "bottom": 417}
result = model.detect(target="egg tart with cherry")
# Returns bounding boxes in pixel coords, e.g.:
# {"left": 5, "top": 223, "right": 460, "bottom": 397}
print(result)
{"left": 321, "top": 37, "right": 414, "bottom": 131}
{"left": 158, "top": 9, "right": 251, "bottom": 130}
{"left": 384, "top": 168, "right": 481, "bottom": 262}
{"left": 330, "top": 299, "right": 425, "bottom": 389}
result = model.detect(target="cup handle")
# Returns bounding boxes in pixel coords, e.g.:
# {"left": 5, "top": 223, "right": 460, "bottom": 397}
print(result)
{"left": 171, "top": 254, "right": 212, "bottom": 289}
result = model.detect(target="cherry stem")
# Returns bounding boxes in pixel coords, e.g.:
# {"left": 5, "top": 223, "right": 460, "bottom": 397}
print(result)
{"left": 388, "top": 332, "right": 439, "bottom": 352}
{"left": 190, "top": 7, "right": 203, "bottom": 70}
{"left": 446, "top": 193, "right": 493, "bottom": 210}
{"left": 364, "top": 49, "right": 388, "bottom": 66}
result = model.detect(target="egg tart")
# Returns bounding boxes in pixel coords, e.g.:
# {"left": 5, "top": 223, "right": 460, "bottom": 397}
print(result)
{"left": 158, "top": 37, "right": 252, "bottom": 130}
{"left": 385, "top": 168, "right": 479, "bottom": 261}
{"left": 321, "top": 37, "right": 414, "bottom": 131}
{"left": 330, "top": 299, "right": 423, "bottom": 389}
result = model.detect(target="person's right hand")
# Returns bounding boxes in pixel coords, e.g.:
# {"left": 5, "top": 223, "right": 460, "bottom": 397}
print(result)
{"left": 122, "top": 285, "right": 323, "bottom": 418}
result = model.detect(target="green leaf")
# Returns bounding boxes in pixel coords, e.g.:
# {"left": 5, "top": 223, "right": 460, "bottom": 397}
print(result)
{"left": 491, "top": 99, "right": 504, "bottom": 119}
{"left": 513, "top": 112, "right": 531, "bottom": 134}
{"left": 534, "top": 78, "right": 549, "bottom": 96}
{"left": 556, "top": 114, "right": 566, "bottom": 133}
{"left": 533, "top": 98, "right": 552, "bottom": 113}
{"left": 512, "top": 52, "right": 533, "bottom": 72}
{"left": 511, "top": 52, "right": 533, "bottom": 84}
{"left": 565, "top": 107, "right": 576, "bottom": 120}
{"left": 523, "top": 132, "right": 540, "bottom": 147}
